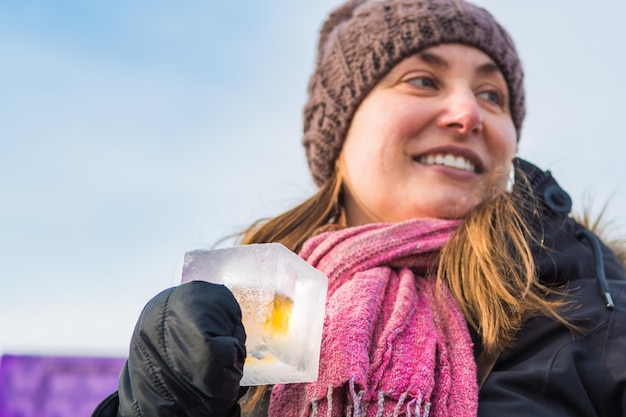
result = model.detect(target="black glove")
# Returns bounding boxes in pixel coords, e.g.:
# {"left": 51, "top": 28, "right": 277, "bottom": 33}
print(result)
{"left": 117, "top": 281, "right": 247, "bottom": 417}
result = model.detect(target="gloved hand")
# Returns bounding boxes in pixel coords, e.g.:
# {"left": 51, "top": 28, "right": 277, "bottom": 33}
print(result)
{"left": 117, "top": 281, "right": 247, "bottom": 417}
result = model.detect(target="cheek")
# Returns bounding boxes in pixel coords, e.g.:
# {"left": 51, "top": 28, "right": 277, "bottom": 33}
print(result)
{"left": 490, "top": 119, "right": 517, "bottom": 163}
{"left": 349, "top": 92, "right": 424, "bottom": 146}
{"left": 343, "top": 112, "right": 399, "bottom": 173}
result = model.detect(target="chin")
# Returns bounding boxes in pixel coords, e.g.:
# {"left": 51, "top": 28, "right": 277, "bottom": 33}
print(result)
{"left": 414, "top": 198, "right": 478, "bottom": 220}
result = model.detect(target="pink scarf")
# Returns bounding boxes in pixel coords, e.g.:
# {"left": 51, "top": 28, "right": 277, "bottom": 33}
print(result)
{"left": 268, "top": 219, "right": 478, "bottom": 417}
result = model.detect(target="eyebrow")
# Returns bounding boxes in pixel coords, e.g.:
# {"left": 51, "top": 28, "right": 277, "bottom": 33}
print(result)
{"left": 417, "top": 51, "right": 449, "bottom": 68}
{"left": 417, "top": 51, "right": 501, "bottom": 76}
{"left": 475, "top": 62, "right": 501, "bottom": 77}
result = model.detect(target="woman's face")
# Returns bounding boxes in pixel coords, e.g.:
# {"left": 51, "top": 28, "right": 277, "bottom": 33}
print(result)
{"left": 339, "top": 43, "right": 517, "bottom": 226}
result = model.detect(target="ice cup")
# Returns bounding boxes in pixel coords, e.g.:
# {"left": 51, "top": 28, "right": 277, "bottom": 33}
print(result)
{"left": 181, "top": 243, "right": 328, "bottom": 386}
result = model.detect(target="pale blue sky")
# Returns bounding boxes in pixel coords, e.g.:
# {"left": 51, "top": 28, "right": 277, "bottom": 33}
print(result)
{"left": 2, "top": 0, "right": 626, "bottom": 356}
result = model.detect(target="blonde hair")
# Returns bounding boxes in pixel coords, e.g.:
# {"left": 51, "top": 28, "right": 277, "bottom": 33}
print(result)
{"left": 438, "top": 172, "right": 571, "bottom": 354}
{"left": 239, "top": 167, "right": 344, "bottom": 250}
{"left": 237, "top": 166, "right": 572, "bottom": 412}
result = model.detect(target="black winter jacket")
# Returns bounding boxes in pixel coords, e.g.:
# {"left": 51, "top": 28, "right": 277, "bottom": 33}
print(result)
{"left": 92, "top": 159, "right": 626, "bottom": 417}
{"left": 477, "top": 159, "right": 626, "bottom": 416}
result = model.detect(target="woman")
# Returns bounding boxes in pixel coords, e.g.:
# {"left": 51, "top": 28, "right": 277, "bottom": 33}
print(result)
{"left": 93, "top": 0, "right": 626, "bottom": 416}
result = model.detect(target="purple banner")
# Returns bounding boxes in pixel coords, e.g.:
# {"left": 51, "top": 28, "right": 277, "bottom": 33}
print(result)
{"left": 0, "top": 354, "right": 125, "bottom": 417}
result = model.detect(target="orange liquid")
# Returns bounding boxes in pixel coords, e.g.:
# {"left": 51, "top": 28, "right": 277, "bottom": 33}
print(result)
{"left": 265, "top": 293, "right": 293, "bottom": 334}
{"left": 231, "top": 289, "right": 294, "bottom": 363}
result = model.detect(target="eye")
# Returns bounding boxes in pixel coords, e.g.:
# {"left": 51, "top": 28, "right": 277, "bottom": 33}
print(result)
{"left": 477, "top": 90, "right": 504, "bottom": 107}
{"left": 407, "top": 76, "right": 437, "bottom": 89}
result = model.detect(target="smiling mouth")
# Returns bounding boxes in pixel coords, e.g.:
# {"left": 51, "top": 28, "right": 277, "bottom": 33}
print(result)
{"left": 415, "top": 153, "right": 477, "bottom": 173}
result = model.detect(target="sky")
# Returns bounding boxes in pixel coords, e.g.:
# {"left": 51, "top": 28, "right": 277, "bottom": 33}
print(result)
{"left": 2, "top": 0, "right": 626, "bottom": 357}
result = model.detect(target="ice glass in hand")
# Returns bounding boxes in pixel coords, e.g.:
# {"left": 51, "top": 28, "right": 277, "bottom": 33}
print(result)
{"left": 181, "top": 243, "right": 328, "bottom": 386}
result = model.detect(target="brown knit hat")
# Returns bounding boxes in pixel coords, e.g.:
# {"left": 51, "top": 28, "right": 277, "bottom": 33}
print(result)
{"left": 303, "top": 0, "right": 525, "bottom": 186}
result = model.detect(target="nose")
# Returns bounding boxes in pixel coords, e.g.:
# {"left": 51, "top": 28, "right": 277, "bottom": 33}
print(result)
{"left": 437, "top": 89, "right": 483, "bottom": 136}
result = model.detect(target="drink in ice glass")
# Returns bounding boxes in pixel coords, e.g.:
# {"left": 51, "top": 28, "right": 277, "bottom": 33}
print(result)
{"left": 181, "top": 243, "right": 328, "bottom": 386}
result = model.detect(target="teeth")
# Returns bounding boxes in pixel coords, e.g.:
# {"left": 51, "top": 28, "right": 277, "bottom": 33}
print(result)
{"left": 418, "top": 153, "right": 476, "bottom": 172}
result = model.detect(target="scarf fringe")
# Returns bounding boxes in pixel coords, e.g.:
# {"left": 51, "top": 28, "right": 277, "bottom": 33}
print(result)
{"left": 309, "top": 379, "right": 432, "bottom": 417}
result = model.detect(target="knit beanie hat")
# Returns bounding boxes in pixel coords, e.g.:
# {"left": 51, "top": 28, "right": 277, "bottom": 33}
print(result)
{"left": 303, "top": 0, "right": 525, "bottom": 186}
